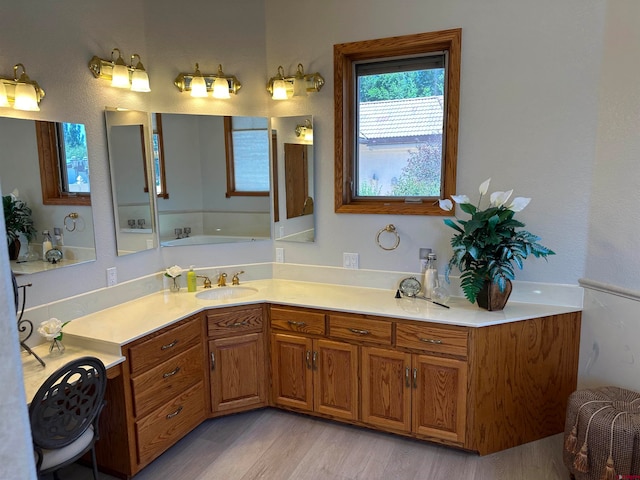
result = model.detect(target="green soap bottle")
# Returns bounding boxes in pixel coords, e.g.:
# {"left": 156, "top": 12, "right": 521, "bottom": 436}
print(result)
{"left": 187, "top": 265, "right": 197, "bottom": 292}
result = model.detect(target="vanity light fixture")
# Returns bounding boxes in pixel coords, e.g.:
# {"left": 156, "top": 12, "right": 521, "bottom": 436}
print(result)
{"left": 0, "top": 63, "right": 45, "bottom": 111}
{"left": 174, "top": 63, "right": 241, "bottom": 98}
{"left": 295, "top": 119, "right": 313, "bottom": 142}
{"left": 266, "top": 63, "right": 324, "bottom": 100}
{"left": 88, "top": 48, "right": 152, "bottom": 92}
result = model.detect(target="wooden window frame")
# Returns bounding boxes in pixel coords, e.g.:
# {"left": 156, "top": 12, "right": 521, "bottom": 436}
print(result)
{"left": 224, "top": 116, "right": 270, "bottom": 198}
{"left": 334, "top": 28, "right": 461, "bottom": 215}
{"left": 36, "top": 121, "right": 91, "bottom": 206}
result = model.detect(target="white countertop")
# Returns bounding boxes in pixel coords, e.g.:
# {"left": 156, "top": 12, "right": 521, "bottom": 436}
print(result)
{"left": 22, "top": 278, "right": 581, "bottom": 403}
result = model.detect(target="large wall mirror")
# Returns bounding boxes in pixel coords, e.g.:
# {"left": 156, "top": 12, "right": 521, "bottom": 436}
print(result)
{"left": 105, "top": 109, "right": 156, "bottom": 256}
{"left": 272, "top": 115, "right": 314, "bottom": 243}
{"left": 0, "top": 116, "right": 97, "bottom": 274}
{"left": 154, "top": 113, "right": 271, "bottom": 247}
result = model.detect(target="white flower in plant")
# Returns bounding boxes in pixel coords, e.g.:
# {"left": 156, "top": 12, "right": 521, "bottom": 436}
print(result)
{"left": 490, "top": 190, "right": 513, "bottom": 207}
{"left": 451, "top": 194, "right": 471, "bottom": 204}
{"left": 37, "top": 318, "right": 64, "bottom": 340}
{"left": 165, "top": 265, "right": 183, "bottom": 278}
{"left": 438, "top": 199, "right": 453, "bottom": 211}
{"left": 508, "top": 197, "right": 531, "bottom": 212}
{"left": 479, "top": 178, "right": 491, "bottom": 195}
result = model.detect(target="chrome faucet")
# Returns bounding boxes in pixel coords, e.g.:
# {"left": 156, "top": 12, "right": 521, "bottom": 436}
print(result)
{"left": 231, "top": 271, "right": 244, "bottom": 285}
{"left": 197, "top": 275, "right": 212, "bottom": 288}
{"left": 217, "top": 272, "right": 227, "bottom": 287}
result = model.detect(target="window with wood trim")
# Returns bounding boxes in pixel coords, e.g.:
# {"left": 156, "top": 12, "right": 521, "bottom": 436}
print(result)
{"left": 224, "top": 116, "right": 270, "bottom": 197}
{"left": 151, "top": 113, "right": 169, "bottom": 199}
{"left": 36, "top": 121, "right": 91, "bottom": 206}
{"left": 334, "top": 29, "right": 461, "bottom": 215}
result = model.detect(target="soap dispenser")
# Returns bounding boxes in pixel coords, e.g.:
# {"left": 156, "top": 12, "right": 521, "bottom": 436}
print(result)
{"left": 423, "top": 253, "right": 439, "bottom": 299}
{"left": 187, "top": 265, "right": 197, "bottom": 292}
{"left": 42, "top": 230, "right": 53, "bottom": 260}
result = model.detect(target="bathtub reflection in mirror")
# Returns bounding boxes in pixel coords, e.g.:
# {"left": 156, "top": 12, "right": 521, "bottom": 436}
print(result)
{"left": 0, "top": 115, "right": 97, "bottom": 274}
{"left": 272, "top": 115, "right": 314, "bottom": 243}
{"left": 154, "top": 113, "right": 271, "bottom": 247}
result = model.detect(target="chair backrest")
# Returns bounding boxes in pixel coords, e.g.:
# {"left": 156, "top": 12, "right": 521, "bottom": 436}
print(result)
{"left": 29, "top": 356, "right": 107, "bottom": 450}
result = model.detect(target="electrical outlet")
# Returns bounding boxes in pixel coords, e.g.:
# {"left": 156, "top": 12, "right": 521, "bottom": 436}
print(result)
{"left": 279, "top": 226, "right": 285, "bottom": 238}
{"left": 146, "top": 239, "right": 154, "bottom": 249}
{"left": 106, "top": 267, "right": 117, "bottom": 287}
{"left": 275, "top": 247, "right": 284, "bottom": 263}
{"left": 343, "top": 252, "right": 359, "bottom": 269}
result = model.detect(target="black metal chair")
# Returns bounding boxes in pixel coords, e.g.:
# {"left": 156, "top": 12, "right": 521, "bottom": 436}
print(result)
{"left": 29, "top": 356, "right": 107, "bottom": 480}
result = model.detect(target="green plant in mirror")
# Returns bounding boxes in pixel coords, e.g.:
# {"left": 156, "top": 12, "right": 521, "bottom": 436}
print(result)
{"left": 439, "top": 178, "right": 555, "bottom": 304}
{"left": 3, "top": 190, "right": 36, "bottom": 245}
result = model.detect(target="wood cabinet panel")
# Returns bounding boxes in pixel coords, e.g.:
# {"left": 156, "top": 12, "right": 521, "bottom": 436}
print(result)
{"left": 135, "top": 381, "right": 205, "bottom": 467}
{"left": 329, "top": 314, "right": 392, "bottom": 346}
{"left": 361, "top": 346, "right": 411, "bottom": 432}
{"left": 270, "top": 306, "right": 326, "bottom": 335}
{"left": 207, "top": 306, "right": 263, "bottom": 338}
{"left": 210, "top": 333, "right": 266, "bottom": 413}
{"left": 413, "top": 354, "right": 467, "bottom": 444}
{"left": 131, "top": 344, "right": 204, "bottom": 418}
{"left": 129, "top": 318, "right": 201, "bottom": 375}
{"left": 314, "top": 339, "right": 358, "bottom": 420}
{"left": 396, "top": 323, "right": 468, "bottom": 358}
{"left": 271, "top": 333, "right": 314, "bottom": 411}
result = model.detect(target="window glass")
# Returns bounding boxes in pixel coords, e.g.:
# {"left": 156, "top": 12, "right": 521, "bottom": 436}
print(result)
{"left": 226, "top": 116, "right": 270, "bottom": 195}
{"left": 58, "top": 123, "right": 90, "bottom": 193}
{"left": 356, "top": 55, "right": 445, "bottom": 198}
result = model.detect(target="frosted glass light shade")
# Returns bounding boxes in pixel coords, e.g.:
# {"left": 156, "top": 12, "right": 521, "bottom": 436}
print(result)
{"left": 292, "top": 76, "right": 307, "bottom": 97}
{"left": 190, "top": 75, "right": 207, "bottom": 97}
{"left": 212, "top": 77, "right": 230, "bottom": 99}
{"left": 111, "top": 63, "right": 130, "bottom": 88}
{"left": 13, "top": 82, "right": 39, "bottom": 111}
{"left": 272, "top": 79, "right": 288, "bottom": 100}
{"left": 0, "top": 81, "right": 9, "bottom": 107}
{"left": 131, "top": 69, "right": 151, "bottom": 92}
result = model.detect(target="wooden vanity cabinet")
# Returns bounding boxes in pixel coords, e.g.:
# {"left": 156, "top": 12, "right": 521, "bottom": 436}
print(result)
{"left": 206, "top": 305, "right": 267, "bottom": 415}
{"left": 270, "top": 306, "right": 359, "bottom": 421}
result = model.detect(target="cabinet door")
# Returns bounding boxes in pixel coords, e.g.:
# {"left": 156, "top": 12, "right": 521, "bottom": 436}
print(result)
{"left": 412, "top": 354, "right": 467, "bottom": 444}
{"left": 313, "top": 339, "right": 358, "bottom": 421}
{"left": 361, "top": 346, "right": 411, "bottom": 432}
{"left": 209, "top": 333, "right": 265, "bottom": 413}
{"left": 271, "top": 333, "right": 313, "bottom": 411}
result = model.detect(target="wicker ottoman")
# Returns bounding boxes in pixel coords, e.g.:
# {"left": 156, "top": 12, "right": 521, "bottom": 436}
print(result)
{"left": 563, "top": 386, "right": 640, "bottom": 479}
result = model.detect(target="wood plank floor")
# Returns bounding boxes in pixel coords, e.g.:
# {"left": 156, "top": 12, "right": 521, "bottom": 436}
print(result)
{"left": 62, "top": 409, "right": 569, "bottom": 480}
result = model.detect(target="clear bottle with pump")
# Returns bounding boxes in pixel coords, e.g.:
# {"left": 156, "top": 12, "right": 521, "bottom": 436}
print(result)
{"left": 187, "top": 265, "right": 197, "bottom": 292}
{"left": 423, "top": 252, "right": 439, "bottom": 299}
{"left": 42, "top": 230, "right": 53, "bottom": 260}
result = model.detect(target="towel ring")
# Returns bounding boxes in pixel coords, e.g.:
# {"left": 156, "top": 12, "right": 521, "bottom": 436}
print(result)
{"left": 376, "top": 224, "right": 400, "bottom": 251}
{"left": 64, "top": 213, "right": 79, "bottom": 232}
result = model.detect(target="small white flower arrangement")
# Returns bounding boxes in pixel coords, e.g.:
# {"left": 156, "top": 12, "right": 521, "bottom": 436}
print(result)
{"left": 164, "top": 265, "right": 183, "bottom": 278}
{"left": 37, "top": 318, "right": 69, "bottom": 341}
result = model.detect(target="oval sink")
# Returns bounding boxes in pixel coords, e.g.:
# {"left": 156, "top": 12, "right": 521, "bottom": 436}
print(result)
{"left": 195, "top": 286, "right": 259, "bottom": 301}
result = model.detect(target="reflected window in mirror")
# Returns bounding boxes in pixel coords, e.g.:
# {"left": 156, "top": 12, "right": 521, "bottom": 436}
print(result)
{"left": 150, "top": 113, "right": 169, "bottom": 199}
{"left": 224, "top": 116, "right": 270, "bottom": 197}
{"left": 36, "top": 121, "right": 91, "bottom": 206}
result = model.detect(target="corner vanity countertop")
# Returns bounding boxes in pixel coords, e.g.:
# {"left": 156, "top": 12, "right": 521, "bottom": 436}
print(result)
{"left": 62, "top": 279, "right": 582, "bottom": 346}
{"left": 22, "top": 278, "right": 580, "bottom": 403}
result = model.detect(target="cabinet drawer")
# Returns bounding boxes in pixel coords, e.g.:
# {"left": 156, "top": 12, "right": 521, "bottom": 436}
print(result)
{"left": 129, "top": 318, "right": 201, "bottom": 375}
{"left": 207, "top": 306, "right": 263, "bottom": 338}
{"left": 271, "top": 306, "right": 325, "bottom": 335}
{"left": 135, "top": 381, "right": 205, "bottom": 466}
{"left": 396, "top": 323, "right": 468, "bottom": 357}
{"left": 131, "top": 345, "right": 203, "bottom": 418}
{"left": 329, "top": 315, "right": 392, "bottom": 346}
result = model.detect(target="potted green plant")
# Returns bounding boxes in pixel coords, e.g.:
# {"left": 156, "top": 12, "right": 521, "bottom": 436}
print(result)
{"left": 3, "top": 191, "right": 36, "bottom": 260}
{"left": 439, "top": 179, "right": 555, "bottom": 310}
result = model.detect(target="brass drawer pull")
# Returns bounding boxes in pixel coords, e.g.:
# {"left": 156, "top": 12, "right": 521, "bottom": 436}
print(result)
{"left": 306, "top": 350, "right": 311, "bottom": 369}
{"left": 405, "top": 367, "right": 410, "bottom": 388}
{"left": 413, "top": 368, "right": 418, "bottom": 389}
{"left": 163, "top": 366, "right": 181, "bottom": 378}
{"left": 312, "top": 351, "right": 318, "bottom": 370}
{"left": 419, "top": 338, "right": 443, "bottom": 345}
{"left": 211, "top": 352, "right": 215, "bottom": 370}
{"left": 166, "top": 406, "right": 183, "bottom": 419}
{"left": 161, "top": 339, "right": 179, "bottom": 350}
{"left": 230, "top": 321, "right": 249, "bottom": 328}
{"left": 349, "top": 328, "right": 370, "bottom": 335}
{"left": 287, "top": 320, "right": 307, "bottom": 327}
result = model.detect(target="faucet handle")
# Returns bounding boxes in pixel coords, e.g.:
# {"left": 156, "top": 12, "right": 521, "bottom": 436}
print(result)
{"left": 198, "top": 275, "right": 212, "bottom": 288}
{"left": 232, "top": 271, "right": 245, "bottom": 285}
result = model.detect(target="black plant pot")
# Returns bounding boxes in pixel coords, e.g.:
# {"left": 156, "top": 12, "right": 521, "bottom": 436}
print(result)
{"left": 7, "top": 238, "right": 20, "bottom": 261}
{"left": 476, "top": 279, "right": 512, "bottom": 311}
